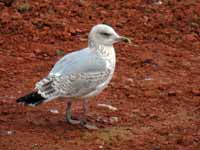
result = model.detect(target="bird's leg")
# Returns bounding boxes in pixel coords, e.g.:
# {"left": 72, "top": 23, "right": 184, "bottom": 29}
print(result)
{"left": 80, "top": 99, "right": 98, "bottom": 130}
{"left": 80, "top": 99, "right": 89, "bottom": 123}
{"left": 65, "top": 101, "right": 80, "bottom": 125}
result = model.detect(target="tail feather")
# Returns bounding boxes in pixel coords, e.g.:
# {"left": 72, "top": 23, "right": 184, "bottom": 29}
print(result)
{"left": 16, "top": 91, "right": 46, "bottom": 106}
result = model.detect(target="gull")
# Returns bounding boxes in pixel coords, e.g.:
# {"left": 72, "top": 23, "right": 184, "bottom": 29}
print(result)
{"left": 16, "top": 24, "right": 131, "bottom": 129}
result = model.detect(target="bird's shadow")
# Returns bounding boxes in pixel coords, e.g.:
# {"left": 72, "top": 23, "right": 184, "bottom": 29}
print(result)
{"left": 0, "top": 101, "right": 107, "bottom": 140}
{"left": 19, "top": 106, "right": 105, "bottom": 133}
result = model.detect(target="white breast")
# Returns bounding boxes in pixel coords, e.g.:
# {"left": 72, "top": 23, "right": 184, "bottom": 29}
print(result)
{"left": 83, "top": 46, "right": 116, "bottom": 98}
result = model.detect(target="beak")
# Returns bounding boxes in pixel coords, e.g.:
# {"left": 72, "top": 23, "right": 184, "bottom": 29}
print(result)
{"left": 116, "top": 36, "right": 131, "bottom": 44}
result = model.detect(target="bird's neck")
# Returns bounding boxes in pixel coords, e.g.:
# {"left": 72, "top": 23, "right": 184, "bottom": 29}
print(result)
{"left": 88, "top": 39, "right": 115, "bottom": 58}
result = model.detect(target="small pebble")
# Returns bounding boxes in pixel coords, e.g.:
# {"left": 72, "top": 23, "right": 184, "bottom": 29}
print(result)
{"left": 7, "top": 131, "right": 14, "bottom": 135}
{"left": 155, "top": 1, "right": 162, "bottom": 5}
{"left": 49, "top": 109, "right": 59, "bottom": 114}
{"left": 99, "top": 145, "right": 104, "bottom": 149}
{"left": 0, "top": 130, "right": 15, "bottom": 136}
{"left": 153, "top": 145, "right": 161, "bottom": 150}
{"left": 97, "top": 103, "right": 118, "bottom": 111}
{"left": 109, "top": 117, "right": 119, "bottom": 123}
{"left": 144, "top": 77, "right": 153, "bottom": 81}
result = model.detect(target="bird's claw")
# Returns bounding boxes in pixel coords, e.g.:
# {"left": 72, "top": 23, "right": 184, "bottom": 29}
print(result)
{"left": 66, "top": 117, "right": 81, "bottom": 125}
{"left": 80, "top": 120, "right": 98, "bottom": 130}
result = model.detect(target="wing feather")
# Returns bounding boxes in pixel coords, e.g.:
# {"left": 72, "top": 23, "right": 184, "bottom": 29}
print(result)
{"left": 36, "top": 48, "right": 110, "bottom": 99}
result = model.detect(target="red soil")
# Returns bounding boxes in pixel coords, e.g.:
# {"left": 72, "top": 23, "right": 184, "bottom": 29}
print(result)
{"left": 0, "top": 0, "right": 200, "bottom": 150}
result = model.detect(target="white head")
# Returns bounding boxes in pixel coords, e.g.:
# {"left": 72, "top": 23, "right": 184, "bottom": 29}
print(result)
{"left": 88, "top": 24, "right": 131, "bottom": 46}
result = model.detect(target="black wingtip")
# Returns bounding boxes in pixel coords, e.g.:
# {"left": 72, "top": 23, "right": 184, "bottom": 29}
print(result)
{"left": 16, "top": 91, "right": 45, "bottom": 106}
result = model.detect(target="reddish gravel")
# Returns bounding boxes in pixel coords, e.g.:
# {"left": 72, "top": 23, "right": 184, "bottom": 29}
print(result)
{"left": 0, "top": 0, "right": 200, "bottom": 150}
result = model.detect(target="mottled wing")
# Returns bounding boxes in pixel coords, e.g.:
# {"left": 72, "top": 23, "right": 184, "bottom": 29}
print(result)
{"left": 50, "top": 70, "right": 110, "bottom": 97}
{"left": 36, "top": 48, "right": 110, "bottom": 99}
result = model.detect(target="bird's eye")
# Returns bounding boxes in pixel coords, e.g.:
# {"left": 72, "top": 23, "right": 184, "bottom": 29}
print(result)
{"left": 100, "top": 32, "right": 111, "bottom": 37}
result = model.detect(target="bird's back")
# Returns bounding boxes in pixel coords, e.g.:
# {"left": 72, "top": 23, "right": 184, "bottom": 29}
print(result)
{"left": 49, "top": 47, "right": 107, "bottom": 77}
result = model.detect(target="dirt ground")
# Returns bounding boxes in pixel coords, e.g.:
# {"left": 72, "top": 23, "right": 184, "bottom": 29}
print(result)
{"left": 0, "top": 0, "right": 200, "bottom": 149}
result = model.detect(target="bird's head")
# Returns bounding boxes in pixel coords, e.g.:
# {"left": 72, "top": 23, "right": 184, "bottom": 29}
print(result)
{"left": 88, "top": 24, "right": 131, "bottom": 46}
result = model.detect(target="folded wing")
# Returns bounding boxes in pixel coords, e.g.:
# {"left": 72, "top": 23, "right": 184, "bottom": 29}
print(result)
{"left": 36, "top": 48, "right": 110, "bottom": 100}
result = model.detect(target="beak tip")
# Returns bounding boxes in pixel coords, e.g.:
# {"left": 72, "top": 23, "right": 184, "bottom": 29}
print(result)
{"left": 119, "top": 36, "right": 132, "bottom": 44}
{"left": 127, "top": 39, "right": 132, "bottom": 44}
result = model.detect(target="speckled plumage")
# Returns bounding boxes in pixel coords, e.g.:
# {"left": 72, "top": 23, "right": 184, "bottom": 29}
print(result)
{"left": 36, "top": 38, "right": 116, "bottom": 101}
